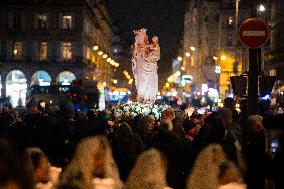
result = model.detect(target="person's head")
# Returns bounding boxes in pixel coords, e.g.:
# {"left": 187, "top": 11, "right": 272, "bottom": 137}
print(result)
{"left": 117, "top": 122, "right": 134, "bottom": 139}
{"left": 60, "top": 136, "right": 121, "bottom": 189}
{"left": 23, "top": 147, "right": 50, "bottom": 183}
{"left": 0, "top": 138, "right": 34, "bottom": 189}
{"left": 218, "top": 107, "right": 233, "bottom": 129}
{"left": 161, "top": 108, "right": 174, "bottom": 121}
{"left": 247, "top": 115, "right": 263, "bottom": 134}
{"left": 223, "top": 97, "right": 236, "bottom": 110}
{"left": 204, "top": 112, "right": 225, "bottom": 144}
{"left": 183, "top": 119, "right": 197, "bottom": 135}
{"left": 159, "top": 119, "right": 173, "bottom": 132}
{"left": 125, "top": 148, "right": 168, "bottom": 189}
{"left": 139, "top": 115, "right": 154, "bottom": 133}
{"left": 187, "top": 144, "right": 227, "bottom": 189}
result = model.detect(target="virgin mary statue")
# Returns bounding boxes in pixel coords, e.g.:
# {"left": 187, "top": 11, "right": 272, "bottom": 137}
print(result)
{"left": 132, "top": 28, "right": 160, "bottom": 103}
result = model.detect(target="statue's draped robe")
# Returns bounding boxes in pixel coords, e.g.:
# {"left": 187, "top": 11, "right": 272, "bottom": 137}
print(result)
{"left": 132, "top": 38, "right": 160, "bottom": 103}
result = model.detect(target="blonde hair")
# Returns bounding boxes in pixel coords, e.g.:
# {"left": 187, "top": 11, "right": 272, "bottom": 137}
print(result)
{"left": 187, "top": 144, "right": 244, "bottom": 189}
{"left": 186, "top": 144, "right": 227, "bottom": 189}
{"left": 59, "top": 136, "right": 122, "bottom": 189}
{"left": 23, "top": 147, "right": 50, "bottom": 183}
{"left": 247, "top": 115, "right": 263, "bottom": 131}
{"left": 125, "top": 148, "right": 168, "bottom": 189}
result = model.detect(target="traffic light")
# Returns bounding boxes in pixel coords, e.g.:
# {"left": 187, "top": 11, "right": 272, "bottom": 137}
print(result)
{"left": 230, "top": 75, "right": 276, "bottom": 97}
{"left": 258, "top": 76, "right": 276, "bottom": 97}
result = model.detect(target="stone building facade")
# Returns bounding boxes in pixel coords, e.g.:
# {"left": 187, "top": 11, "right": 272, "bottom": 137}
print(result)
{"left": 183, "top": 0, "right": 250, "bottom": 98}
{"left": 265, "top": 0, "right": 284, "bottom": 79}
{"left": 0, "top": 0, "right": 114, "bottom": 106}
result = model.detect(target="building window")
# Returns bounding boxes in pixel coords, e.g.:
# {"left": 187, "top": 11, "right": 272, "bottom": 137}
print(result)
{"left": 270, "top": 69, "right": 276, "bottom": 76}
{"left": 13, "top": 42, "right": 22, "bottom": 60}
{"left": 61, "top": 42, "right": 72, "bottom": 61}
{"left": 86, "top": 47, "right": 91, "bottom": 60}
{"left": 39, "top": 42, "right": 48, "bottom": 61}
{"left": 62, "top": 15, "right": 72, "bottom": 29}
{"left": 38, "top": 14, "right": 47, "bottom": 29}
{"left": 228, "top": 16, "right": 233, "bottom": 26}
{"left": 8, "top": 12, "right": 22, "bottom": 29}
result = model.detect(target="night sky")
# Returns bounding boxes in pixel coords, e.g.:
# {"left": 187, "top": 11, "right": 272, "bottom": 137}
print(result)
{"left": 107, "top": 0, "right": 187, "bottom": 78}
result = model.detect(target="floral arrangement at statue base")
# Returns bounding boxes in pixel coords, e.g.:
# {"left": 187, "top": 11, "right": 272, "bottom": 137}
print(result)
{"left": 114, "top": 101, "right": 171, "bottom": 120}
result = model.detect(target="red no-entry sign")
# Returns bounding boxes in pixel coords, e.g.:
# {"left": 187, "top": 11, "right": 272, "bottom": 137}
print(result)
{"left": 239, "top": 18, "right": 269, "bottom": 49}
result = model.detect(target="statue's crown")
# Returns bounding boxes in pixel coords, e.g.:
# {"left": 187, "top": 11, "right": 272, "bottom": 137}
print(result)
{"left": 134, "top": 28, "right": 147, "bottom": 35}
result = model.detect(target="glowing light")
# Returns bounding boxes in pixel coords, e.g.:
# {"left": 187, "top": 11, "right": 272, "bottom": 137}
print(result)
{"left": 181, "top": 67, "right": 185, "bottom": 71}
{"left": 110, "top": 60, "right": 115, "bottom": 65}
{"left": 107, "top": 58, "right": 111, "bottom": 62}
{"left": 213, "top": 56, "right": 218, "bottom": 61}
{"left": 103, "top": 54, "right": 108, "bottom": 58}
{"left": 103, "top": 82, "right": 107, "bottom": 87}
{"left": 113, "top": 91, "right": 119, "bottom": 96}
{"left": 115, "top": 63, "right": 119, "bottom": 67}
{"left": 13, "top": 49, "right": 18, "bottom": 55}
{"left": 190, "top": 46, "right": 196, "bottom": 51}
{"left": 128, "top": 79, "right": 133, "bottom": 84}
{"left": 175, "top": 71, "right": 181, "bottom": 77}
{"left": 93, "top": 46, "right": 99, "bottom": 50}
{"left": 221, "top": 55, "right": 227, "bottom": 60}
{"left": 157, "top": 92, "right": 161, "bottom": 96}
{"left": 98, "top": 51, "right": 103, "bottom": 56}
{"left": 113, "top": 79, "right": 117, "bottom": 84}
{"left": 167, "top": 76, "right": 174, "bottom": 82}
{"left": 215, "top": 65, "right": 221, "bottom": 74}
{"left": 177, "top": 56, "right": 182, "bottom": 61}
{"left": 259, "top": 4, "right": 265, "bottom": 12}
{"left": 166, "top": 83, "right": 169, "bottom": 87}
{"left": 185, "top": 52, "right": 190, "bottom": 57}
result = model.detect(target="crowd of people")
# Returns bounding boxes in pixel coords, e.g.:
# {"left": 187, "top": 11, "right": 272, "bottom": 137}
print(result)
{"left": 0, "top": 97, "right": 284, "bottom": 189}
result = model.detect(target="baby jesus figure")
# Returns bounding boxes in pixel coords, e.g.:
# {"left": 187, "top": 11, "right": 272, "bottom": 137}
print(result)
{"left": 145, "top": 36, "right": 159, "bottom": 60}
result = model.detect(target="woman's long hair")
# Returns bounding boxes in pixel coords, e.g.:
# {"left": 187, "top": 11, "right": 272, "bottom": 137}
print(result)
{"left": 125, "top": 148, "right": 168, "bottom": 189}
{"left": 186, "top": 144, "right": 227, "bottom": 189}
{"left": 59, "top": 136, "right": 122, "bottom": 189}
{"left": 187, "top": 144, "right": 244, "bottom": 189}
{"left": 23, "top": 147, "right": 50, "bottom": 184}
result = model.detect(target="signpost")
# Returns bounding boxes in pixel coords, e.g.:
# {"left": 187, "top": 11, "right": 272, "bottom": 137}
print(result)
{"left": 238, "top": 17, "right": 270, "bottom": 115}
{"left": 239, "top": 18, "right": 269, "bottom": 49}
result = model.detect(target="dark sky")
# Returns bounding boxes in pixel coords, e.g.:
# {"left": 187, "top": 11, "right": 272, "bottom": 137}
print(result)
{"left": 107, "top": 0, "right": 187, "bottom": 76}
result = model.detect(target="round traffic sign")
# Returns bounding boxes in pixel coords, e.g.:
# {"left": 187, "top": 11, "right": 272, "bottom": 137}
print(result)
{"left": 239, "top": 18, "right": 269, "bottom": 49}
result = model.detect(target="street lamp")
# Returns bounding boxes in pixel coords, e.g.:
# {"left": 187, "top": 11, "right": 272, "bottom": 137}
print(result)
{"left": 259, "top": 4, "right": 265, "bottom": 12}
{"left": 221, "top": 55, "right": 227, "bottom": 61}
{"left": 215, "top": 66, "right": 221, "bottom": 74}
{"left": 93, "top": 46, "right": 99, "bottom": 50}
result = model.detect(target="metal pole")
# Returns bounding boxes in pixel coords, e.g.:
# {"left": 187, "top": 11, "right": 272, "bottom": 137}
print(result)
{"left": 234, "top": 0, "right": 239, "bottom": 71}
{"left": 247, "top": 0, "right": 260, "bottom": 115}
